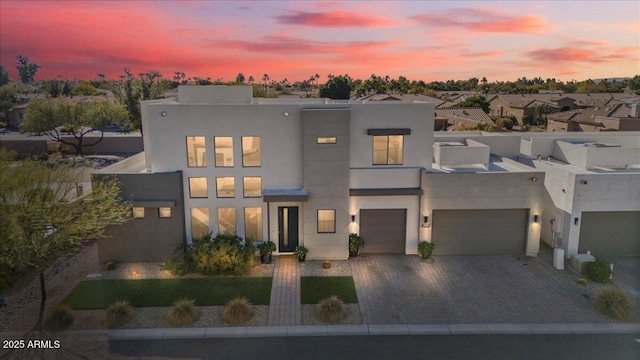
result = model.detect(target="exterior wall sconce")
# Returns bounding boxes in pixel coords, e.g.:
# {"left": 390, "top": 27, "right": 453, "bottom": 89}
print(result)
{"left": 351, "top": 215, "right": 356, "bottom": 222}
{"left": 533, "top": 215, "right": 539, "bottom": 223}
{"left": 424, "top": 216, "right": 429, "bottom": 223}
{"left": 580, "top": 180, "right": 588, "bottom": 185}
{"left": 161, "top": 111, "right": 167, "bottom": 117}
{"left": 574, "top": 217, "right": 579, "bottom": 225}
{"left": 530, "top": 177, "right": 537, "bottom": 182}
{"left": 283, "top": 112, "right": 289, "bottom": 117}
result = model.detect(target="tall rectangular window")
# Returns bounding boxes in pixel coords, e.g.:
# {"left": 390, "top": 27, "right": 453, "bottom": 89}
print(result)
{"left": 242, "top": 136, "right": 261, "bottom": 167}
{"left": 373, "top": 135, "right": 403, "bottom": 165}
{"left": 188, "top": 177, "right": 208, "bottom": 198}
{"left": 243, "top": 177, "right": 262, "bottom": 198}
{"left": 191, "top": 208, "right": 210, "bottom": 240}
{"left": 317, "top": 209, "right": 336, "bottom": 233}
{"left": 244, "top": 207, "right": 263, "bottom": 241}
{"left": 186, "top": 136, "right": 206, "bottom": 167}
{"left": 218, "top": 207, "right": 236, "bottom": 235}
{"left": 214, "top": 136, "right": 234, "bottom": 167}
{"left": 216, "top": 177, "right": 235, "bottom": 198}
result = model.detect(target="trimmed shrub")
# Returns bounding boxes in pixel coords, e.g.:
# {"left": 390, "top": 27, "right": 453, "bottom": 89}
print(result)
{"left": 164, "top": 233, "right": 255, "bottom": 276}
{"left": 577, "top": 278, "right": 588, "bottom": 286}
{"left": 495, "top": 118, "right": 514, "bottom": 130}
{"left": 44, "top": 304, "right": 74, "bottom": 331}
{"left": 587, "top": 259, "right": 611, "bottom": 283}
{"left": 105, "top": 262, "right": 116, "bottom": 271}
{"left": 222, "top": 297, "right": 254, "bottom": 325}
{"left": 322, "top": 260, "right": 331, "bottom": 269}
{"left": 167, "top": 298, "right": 200, "bottom": 327}
{"left": 316, "top": 296, "right": 346, "bottom": 323}
{"left": 594, "top": 288, "right": 634, "bottom": 321}
{"left": 106, "top": 300, "right": 134, "bottom": 329}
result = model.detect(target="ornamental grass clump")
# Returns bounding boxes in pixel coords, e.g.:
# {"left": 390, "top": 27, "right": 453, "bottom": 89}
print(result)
{"left": 316, "top": 296, "right": 346, "bottom": 323}
{"left": 106, "top": 300, "right": 134, "bottom": 329}
{"left": 594, "top": 288, "right": 634, "bottom": 322}
{"left": 222, "top": 297, "right": 254, "bottom": 325}
{"left": 167, "top": 298, "right": 200, "bottom": 326}
{"left": 44, "top": 303, "right": 74, "bottom": 331}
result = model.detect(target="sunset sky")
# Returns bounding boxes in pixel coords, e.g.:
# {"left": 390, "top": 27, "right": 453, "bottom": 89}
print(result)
{"left": 1, "top": 0, "right": 638, "bottom": 83}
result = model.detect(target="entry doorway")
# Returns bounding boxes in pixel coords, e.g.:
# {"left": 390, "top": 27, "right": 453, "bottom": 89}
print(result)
{"left": 278, "top": 206, "right": 299, "bottom": 252}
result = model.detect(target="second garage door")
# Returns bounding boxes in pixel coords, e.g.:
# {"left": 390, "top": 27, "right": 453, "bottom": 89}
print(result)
{"left": 432, "top": 209, "right": 528, "bottom": 255}
{"left": 578, "top": 211, "right": 640, "bottom": 257}
{"left": 360, "top": 209, "right": 407, "bottom": 254}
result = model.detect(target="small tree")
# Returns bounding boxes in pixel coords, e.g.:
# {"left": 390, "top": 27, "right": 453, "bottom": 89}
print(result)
{"left": 458, "top": 95, "right": 491, "bottom": 113}
{"left": 16, "top": 55, "right": 40, "bottom": 84}
{"left": 235, "top": 73, "right": 246, "bottom": 84}
{"left": 0, "top": 66, "right": 10, "bottom": 86}
{"left": 22, "top": 98, "right": 129, "bottom": 155}
{"left": 0, "top": 86, "right": 18, "bottom": 122}
{"left": 319, "top": 75, "right": 351, "bottom": 99}
{"left": 109, "top": 68, "right": 165, "bottom": 134}
{"left": 0, "top": 152, "right": 131, "bottom": 332}
{"left": 531, "top": 103, "right": 551, "bottom": 126}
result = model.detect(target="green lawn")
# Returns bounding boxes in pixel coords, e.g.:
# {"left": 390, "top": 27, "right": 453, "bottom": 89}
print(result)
{"left": 300, "top": 276, "right": 358, "bottom": 304}
{"left": 64, "top": 277, "right": 272, "bottom": 309}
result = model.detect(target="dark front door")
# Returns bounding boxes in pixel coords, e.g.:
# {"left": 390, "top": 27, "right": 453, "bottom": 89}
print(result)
{"left": 278, "top": 206, "right": 299, "bottom": 252}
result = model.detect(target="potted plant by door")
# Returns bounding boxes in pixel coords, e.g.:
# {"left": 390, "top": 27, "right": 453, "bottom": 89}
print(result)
{"left": 257, "top": 241, "right": 276, "bottom": 264}
{"left": 294, "top": 245, "right": 309, "bottom": 263}
{"left": 349, "top": 233, "right": 365, "bottom": 257}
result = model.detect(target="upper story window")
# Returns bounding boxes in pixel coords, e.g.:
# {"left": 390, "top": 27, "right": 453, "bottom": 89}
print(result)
{"left": 317, "top": 137, "right": 337, "bottom": 144}
{"left": 242, "top": 136, "right": 261, "bottom": 167}
{"left": 214, "top": 137, "right": 234, "bottom": 167}
{"left": 159, "top": 207, "right": 172, "bottom": 218}
{"left": 243, "top": 177, "right": 262, "bottom": 198}
{"left": 189, "top": 177, "right": 208, "bottom": 198}
{"left": 186, "top": 136, "right": 206, "bottom": 167}
{"left": 216, "top": 177, "right": 235, "bottom": 198}
{"left": 373, "top": 135, "right": 403, "bottom": 165}
{"left": 132, "top": 207, "right": 145, "bottom": 219}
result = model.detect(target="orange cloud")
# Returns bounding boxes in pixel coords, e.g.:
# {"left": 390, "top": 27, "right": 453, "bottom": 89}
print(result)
{"left": 525, "top": 46, "right": 638, "bottom": 64}
{"left": 275, "top": 10, "right": 397, "bottom": 27}
{"left": 412, "top": 7, "right": 549, "bottom": 34}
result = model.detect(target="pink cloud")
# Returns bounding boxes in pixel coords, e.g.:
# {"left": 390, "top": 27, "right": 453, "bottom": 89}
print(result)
{"left": 275, "top": 10, "right": 397, "bottom": 27}
{"left": 412, "top": 7, "right": 549, "bottom": 34}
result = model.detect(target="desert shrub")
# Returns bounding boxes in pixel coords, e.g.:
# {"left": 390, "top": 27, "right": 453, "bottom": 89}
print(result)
{"left": 163, "top": 233, "right": 255, "bottom": 276}
{"left": 322, "top": 260, "right": 331, "bottom": 269}
{"left": 71, "top": 81, "right": 101, "bottom": 96}
{"left": 105, "top": 262, "right": 116, "bottom": 271}
{"left": 106, "top": 300, "right": 135, "bottom": 329}
{"left": 44, "top": 303, "right": 74, "bottom": 331}
{"left": 167, "top": 298, "right": 200, "bottom": 327}
{"left": 587, "top": 259, "right": 611, "bottom": 283}
{"left": 495, "top": 118, "right": 514, "bottom": 130}
{"left": 594, "top": 288, "right": 634, "bottom": 321}
{"left": 577, "top": 278, "right": 588, "bottom": 286}
{"left": 418, "top": 241, "right": 437, "bottom": 260}
{"left": 316, "top": 296, "right": 346, "bottom": 323}
{"left": 222, "top": 297, "right": 254, "bottom": 325}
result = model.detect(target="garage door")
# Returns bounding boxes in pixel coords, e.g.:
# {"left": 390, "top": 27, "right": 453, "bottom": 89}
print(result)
{"left": 432, "top": 209, "right": 528, "bottom": 255}
{"left": 579, "top": 211, "right": 640, "bottom": 257}
{"left": 360, "top": 209, "right": 406, "bottom": 254}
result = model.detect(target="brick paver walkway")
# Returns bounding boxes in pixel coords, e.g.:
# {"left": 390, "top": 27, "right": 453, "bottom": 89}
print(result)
{"left": 268, "top": 256, "right": 301, "bottom": 326}
{"left": 349, "top": 254, "right": 618, "bottom": 324}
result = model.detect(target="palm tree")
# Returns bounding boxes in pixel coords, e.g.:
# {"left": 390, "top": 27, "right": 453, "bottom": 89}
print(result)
{"left": 262, "top": 74, "right": 269, "bottom": 92}
{"left": 531, "top": 103, "right": 551, "bottom": 126}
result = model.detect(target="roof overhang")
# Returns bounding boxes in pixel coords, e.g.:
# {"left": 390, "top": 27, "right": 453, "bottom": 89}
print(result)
{"left": 350, "top": 188, "right": 423, "bottom": 196}
{"left": 263, "top": 188, "right": 309, "bottom": 202}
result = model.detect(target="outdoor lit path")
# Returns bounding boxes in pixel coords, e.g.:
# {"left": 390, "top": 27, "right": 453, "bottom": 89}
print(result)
{"left": 268, "top": 256, "right": 300, "bottom": 326}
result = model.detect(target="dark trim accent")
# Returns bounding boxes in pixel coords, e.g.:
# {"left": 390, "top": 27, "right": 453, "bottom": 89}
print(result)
{"left": 367, "top": 128, "right": 411, "bottom": 136}
{"left": 263, "top": 194, "right": 309, "bottom": 202}
{"left": 350, "top": 188, "right": 423, "bottom": 196}
{"left": 132, "top": 200, "right": 176, "bottom": 207}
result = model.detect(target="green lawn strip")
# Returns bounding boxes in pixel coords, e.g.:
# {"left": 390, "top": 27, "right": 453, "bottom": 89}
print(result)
{"left": 300, "top": 276, "right": 358, "bottom": 304}
{"left": 64, "top": 277, "right": 272, "bottom": 309}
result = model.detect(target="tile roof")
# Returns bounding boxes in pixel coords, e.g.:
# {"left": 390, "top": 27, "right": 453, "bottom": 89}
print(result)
{"left": 435, "top": 107, "right": 494, "bottom": 125}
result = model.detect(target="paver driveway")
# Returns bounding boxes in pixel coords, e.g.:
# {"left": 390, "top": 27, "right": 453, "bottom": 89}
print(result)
{"left": 349, "top": 254, "right": 619, "bottom": 324}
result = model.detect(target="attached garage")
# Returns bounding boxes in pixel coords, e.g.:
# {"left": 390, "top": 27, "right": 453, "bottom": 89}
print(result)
{"left": 432, "top": 209, "right": 528, "bottom": 255}
{"left": 578, "top": 211, "right": 640, "bottom": 257}
{"left": 359, "top": 209, "right": 407, "bottom": 253}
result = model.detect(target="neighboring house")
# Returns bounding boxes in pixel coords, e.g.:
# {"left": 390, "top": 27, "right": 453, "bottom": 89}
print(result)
{"left": 547, "top": 103, "right": 640, "bottom": 132}
{"left": 7, "top": 103, "right": 28, "bottom": 128}
{"left": 520, "top": 132, "right": 640, "bottom": 258}
{"left": 434, "top": 107, "right": 495, "bottom": 130}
